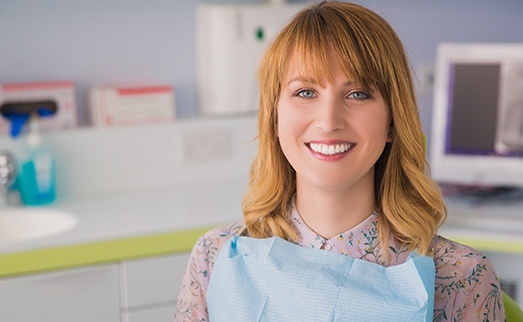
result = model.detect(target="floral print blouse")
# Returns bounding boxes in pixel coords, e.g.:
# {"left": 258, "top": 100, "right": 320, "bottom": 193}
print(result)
{"left": 175, "top": 208, "right": 505, "bottom": 322}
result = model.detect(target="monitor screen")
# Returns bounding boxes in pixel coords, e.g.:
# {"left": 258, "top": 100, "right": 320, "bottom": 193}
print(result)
{"left": 430, "top": 43, "right": 523, "bottom": 188}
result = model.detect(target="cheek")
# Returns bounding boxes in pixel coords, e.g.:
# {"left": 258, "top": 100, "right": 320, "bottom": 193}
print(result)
{"left": 276, "top": 102, "right": 294, "bottom": 138}
{"left": 277, "top": 114, "right": 292, "bottom": 149}
{"left": 276, "top": 106, "right": 283, "bottom": 139}
{"left": 276, "top": 105, "right": 298, "bottom": 157}
{"left": 354, "top": 112, "right": 390, "bottom": 138}
{"left": 374, "top": 107, "right": 391, "bottom": 138}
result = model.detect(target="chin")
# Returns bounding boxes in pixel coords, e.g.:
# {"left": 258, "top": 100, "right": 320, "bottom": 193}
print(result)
{"left": 297, "top": 168, "right": 374, "bottom": 194}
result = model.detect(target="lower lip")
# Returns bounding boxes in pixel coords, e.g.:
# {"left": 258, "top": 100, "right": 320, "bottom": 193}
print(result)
{"left": 307, "top": 145, "right": 353, "bottom": 161}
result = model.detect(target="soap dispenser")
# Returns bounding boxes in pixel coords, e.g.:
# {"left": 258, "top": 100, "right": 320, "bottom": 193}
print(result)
{"left": 16, "top": 114, "right": 56, "bottom": 205}
{"left": 0, "top": 101, "right": 58, "bottom": 205}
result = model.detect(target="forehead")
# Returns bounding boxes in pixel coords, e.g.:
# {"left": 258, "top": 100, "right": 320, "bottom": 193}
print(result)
{"left": 282, "top": 48, "right": 367, "bottom": 89}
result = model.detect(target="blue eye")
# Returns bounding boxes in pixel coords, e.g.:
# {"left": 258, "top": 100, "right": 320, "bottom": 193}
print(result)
{"left": 348, "top": 91, "right": 369, "bottom": 100}
{"left": 295, "top": 89, "right": 316, "bottom": 99}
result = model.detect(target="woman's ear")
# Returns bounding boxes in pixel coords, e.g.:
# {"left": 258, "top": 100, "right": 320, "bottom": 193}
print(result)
{"left": 387, "top": 124, "right": 394, "bottom": 142}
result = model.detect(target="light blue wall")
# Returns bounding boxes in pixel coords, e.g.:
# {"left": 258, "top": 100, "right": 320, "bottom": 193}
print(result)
{"left": 1, "top": 0, "right": 521, "bottom": 130}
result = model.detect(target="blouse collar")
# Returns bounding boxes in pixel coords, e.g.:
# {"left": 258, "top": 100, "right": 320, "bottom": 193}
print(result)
{"left": 289, "top": 206, "right": 380, "bottom": 259}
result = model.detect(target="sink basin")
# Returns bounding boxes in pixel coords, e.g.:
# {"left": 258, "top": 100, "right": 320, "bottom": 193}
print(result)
{"left": 0, "top": 207, "right": 77, "bottom": 243}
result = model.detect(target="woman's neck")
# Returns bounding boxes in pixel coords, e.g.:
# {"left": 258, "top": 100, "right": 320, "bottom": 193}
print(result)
{"left": 295, "top": 182, "right": 376, "bottom": 239}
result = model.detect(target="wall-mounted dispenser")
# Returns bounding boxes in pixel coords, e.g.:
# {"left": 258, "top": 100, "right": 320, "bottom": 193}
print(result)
{"left": 0, "top": 101, "right": 57, "bottom": 137}
{"left": 196, "top": 3, "right": 303, "bottom": 116}
{"left": 0, "top": 81, "right": 77, "bottom": 135}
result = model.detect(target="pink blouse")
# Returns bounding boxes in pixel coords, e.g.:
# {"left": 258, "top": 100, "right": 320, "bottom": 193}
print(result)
{"left": 175, "top": 209, "right": 505, "bottom": 322}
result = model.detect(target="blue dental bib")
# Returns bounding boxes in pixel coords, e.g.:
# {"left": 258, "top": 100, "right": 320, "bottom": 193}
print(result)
{"left": 207, "top": 236, "right": 435, "bottom": 322}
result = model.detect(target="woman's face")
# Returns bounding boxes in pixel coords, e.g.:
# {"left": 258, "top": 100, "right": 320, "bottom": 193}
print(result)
{"left": 277, "top": 54, "right": 392, "bottom": 195}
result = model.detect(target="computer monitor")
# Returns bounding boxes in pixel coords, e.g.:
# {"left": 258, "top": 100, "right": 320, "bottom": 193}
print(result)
{"left": 430, "top": 43, "right": 523, "bottom": 188}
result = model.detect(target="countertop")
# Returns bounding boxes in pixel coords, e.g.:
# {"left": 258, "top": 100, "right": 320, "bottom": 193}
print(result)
{"left": 0, "top": 178, "right": 248, "bottom": 277}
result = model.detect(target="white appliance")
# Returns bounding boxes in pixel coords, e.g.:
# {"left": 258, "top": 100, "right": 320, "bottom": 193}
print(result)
{"left": 196, "top": 3, "right": 304, "bottom": 116}
{"left": 430, "top": 43, "right": 523, "bottom": 188}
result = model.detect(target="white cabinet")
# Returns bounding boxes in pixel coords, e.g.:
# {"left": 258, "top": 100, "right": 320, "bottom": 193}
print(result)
{"left": 126, "top": 307, "right": 177, "bottom": 322}
{"left": 0, "top": 252, "right": 190, "bottom": 322}
{"left": 120, "top": 252, "right": 190, "bottom": 322}
{"left": 0, "top": 264, "right": 120, "bottom": 322}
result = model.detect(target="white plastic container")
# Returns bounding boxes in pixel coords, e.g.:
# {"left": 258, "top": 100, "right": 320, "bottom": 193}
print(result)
{"left": 196, "top": 3, "right": 303, "bottom": 116}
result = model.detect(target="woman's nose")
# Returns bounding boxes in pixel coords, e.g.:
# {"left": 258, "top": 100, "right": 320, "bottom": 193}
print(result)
{"left": 315, "top": 97, "right": 346, "bottom": 133}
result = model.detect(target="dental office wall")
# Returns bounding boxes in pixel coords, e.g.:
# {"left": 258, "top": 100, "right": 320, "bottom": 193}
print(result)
{"left": 0, "top": 0, "right": 522, "bottom": 137}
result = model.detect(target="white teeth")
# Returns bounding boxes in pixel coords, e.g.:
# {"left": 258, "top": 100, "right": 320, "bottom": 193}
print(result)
{"left": 309, "top": 143, "right": 352, "bottom": 155}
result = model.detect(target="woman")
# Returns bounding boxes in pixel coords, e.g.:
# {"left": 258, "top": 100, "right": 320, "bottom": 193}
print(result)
{"left": 176, "top": 2, "right": 504, "bottom": 321}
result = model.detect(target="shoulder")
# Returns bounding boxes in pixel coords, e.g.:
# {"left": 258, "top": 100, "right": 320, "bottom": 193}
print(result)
{"left": 197, "top": 221, "right": 244, "bottom": 245}
{"left": 191, "top": 221, "right": 244, "bottom": 270}
{"left": 430, "top": 235, "right": 504, "bottom": 320}
{"left": 430, "top": 234, "right": 499, "bottom": 294}
{"left": 430, "top": 234, "right": 488, "bottom": 266}
{"left": 175, "top": 222, "right": 243, "bottom": 321}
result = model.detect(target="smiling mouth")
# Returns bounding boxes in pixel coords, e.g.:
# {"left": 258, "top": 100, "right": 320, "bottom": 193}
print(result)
{"left": 308, "top": 143, "right": 354, "bottom": 156}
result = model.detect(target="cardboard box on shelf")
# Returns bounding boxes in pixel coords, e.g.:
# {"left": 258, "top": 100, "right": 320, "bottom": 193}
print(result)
{"left": 89, "top": 84, "right": 176, "bottom": 127}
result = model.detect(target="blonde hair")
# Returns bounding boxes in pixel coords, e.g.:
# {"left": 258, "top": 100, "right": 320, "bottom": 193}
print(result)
{"left": 241, "top": 1, "right": 447, "bottom": 255}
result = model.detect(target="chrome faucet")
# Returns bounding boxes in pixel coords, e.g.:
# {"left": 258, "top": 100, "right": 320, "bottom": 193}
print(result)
{"left": 0, "top": 151, "right": 16, "bottom": 206}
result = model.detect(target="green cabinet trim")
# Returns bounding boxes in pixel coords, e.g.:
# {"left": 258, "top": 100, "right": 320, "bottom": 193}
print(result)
{"left": 442, "top": 235, "right": 523, "bottom": 255}
{"left": 0, "top": 227, "right": 211, "bottom": 278}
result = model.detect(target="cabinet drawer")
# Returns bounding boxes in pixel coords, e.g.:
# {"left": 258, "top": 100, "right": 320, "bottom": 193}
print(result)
{"left": 121, "top": 252, "right": 190, "bottom": 308}
{"left": 0, "top": 264, "right": 120, "bottom": 322}
{"left": 125, "top": 306, "right": 175, "bottom": 322}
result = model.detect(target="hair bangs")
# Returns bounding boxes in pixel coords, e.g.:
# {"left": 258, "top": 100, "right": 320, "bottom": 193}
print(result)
{"left": 282, "top": 5, "right": 384, "bottom": 94}
{"left": 323, "top": 6, "right": 387, "bottom": 95}
{"left": 286, "top": 10, "right": 333, "bottom": 87}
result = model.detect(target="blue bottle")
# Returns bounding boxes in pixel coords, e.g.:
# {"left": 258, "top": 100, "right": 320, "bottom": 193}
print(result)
{"left": 16, "top": 115, "right": 56, "bottom": 205}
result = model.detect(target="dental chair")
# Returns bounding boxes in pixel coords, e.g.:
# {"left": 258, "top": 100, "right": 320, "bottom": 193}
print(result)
{"left": 503, "top": 290, "right": 523, "bottom": 322}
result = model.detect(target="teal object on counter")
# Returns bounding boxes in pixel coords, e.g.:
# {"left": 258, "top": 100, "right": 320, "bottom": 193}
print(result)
{"left": 7, "top": 109, "right": 57, "bottom": 206}
{"left": 1, "top": 101, "right": 58, "bottom": 205}
{"left": 17, "top": 150, "right": 56, "bottom": 205}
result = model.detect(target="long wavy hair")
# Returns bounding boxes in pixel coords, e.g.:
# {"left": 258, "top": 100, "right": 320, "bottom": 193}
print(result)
{"left": 241, "top": 1, "right": 447, "bottom": 255}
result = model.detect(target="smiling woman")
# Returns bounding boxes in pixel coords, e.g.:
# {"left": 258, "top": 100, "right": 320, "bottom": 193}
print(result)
{"left": 175, "top": 2, "right": 506, "bottom": 322}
